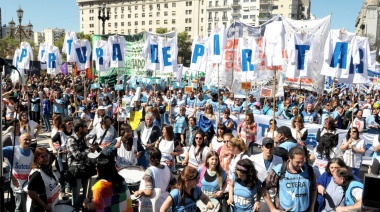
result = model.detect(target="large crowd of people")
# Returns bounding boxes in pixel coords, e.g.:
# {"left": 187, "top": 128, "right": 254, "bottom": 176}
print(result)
{"left": 2, "top": 72, "right": 380, "bottom": 212}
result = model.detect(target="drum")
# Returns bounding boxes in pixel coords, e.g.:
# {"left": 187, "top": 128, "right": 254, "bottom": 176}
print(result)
{"left": 118, "top": 166, "right": 145, "bottom": 192}
{"left": 54, "top": 204, "right": 75, "bottom": 212}
{"left": 196, "top": 198, "right": 220, "bottom": 212}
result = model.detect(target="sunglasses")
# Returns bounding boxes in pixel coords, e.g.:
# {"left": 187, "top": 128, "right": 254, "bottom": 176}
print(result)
{"left": 351, "top": 131, "right": 358, "bottom": 133}
{"left": 195, "top": 137, "right": 203, "bottom": 140}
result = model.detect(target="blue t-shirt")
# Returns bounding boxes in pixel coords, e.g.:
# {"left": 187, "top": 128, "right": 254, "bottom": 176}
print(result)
{"left": 2, "top": 146, "right": 32, "bottom": 166}
{"left": 232, "top": 175, "right": 261, "bottom": 212}
{"left": 170, "top": 186, "right": 202, "bottom": 212}
{"left": 198, "top": 166, "right": 227, "bottom": 197}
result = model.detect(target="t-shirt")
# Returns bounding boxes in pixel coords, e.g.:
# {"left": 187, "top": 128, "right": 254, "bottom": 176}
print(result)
{"left": 170, "top": 186, "right": 202, "bottom": 212}
{"left": 28, "top": 171, "right": 49, "bottom": 211}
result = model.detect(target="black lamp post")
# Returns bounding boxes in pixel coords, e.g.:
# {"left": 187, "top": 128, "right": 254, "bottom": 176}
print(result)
{"left": 8, "top": 7, "right": 33, "bottom": 42}
{"left": 98, "top": 2, "right": 110, "bottom": 35}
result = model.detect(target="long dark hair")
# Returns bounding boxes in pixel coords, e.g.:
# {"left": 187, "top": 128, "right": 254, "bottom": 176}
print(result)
{"left": 176, "top": 166, "right": 198, "bottom": 205}
{"left": 193, "top": 131, "right": 206, "bottom": 161}
{"left": 316, "top": 133, "right": 335, "bottom": 159}
{"left": 96, "top": 155, "right": 125, "bottom": 192}
{"left": 205, "top": 151, "right": 223, "bottom": 188}
{"left": 235, "top": 159, "right": 259, "bottom": 190}
{"left": 149, "top": 147, "right": 162, "bottom": 167}
{"left": 346, "top": 127, "right": 360, "bottom": 140}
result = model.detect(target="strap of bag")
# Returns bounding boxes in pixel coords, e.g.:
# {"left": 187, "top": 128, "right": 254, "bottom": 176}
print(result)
{"left": 98, "top": 127, "right": 109, "bottom": 145}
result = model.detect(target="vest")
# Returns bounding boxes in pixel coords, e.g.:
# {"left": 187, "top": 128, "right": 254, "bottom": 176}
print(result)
{"left": 53, "top": 99, "right": 64, "bottom": 114}
{"left": 26, "top": 169, "right": 59, "bottom": 212}
{"left": 187, "top": 97, "right": 196, "bottom": 108}
{"left": 196, "top": 99, "right": 206, "bottom": 108}
{"left": 345, "top": 181, "right": 364, "bottom": 206}
{"left": 301, "top": 111, "right": 316, "bottom": 123}
{"left": 116, "top": 138, "right": 138, "bottom": 168}
{"left": 273, "top": 164, "right": 311, "bottom": 212}
{"left": 174, "top": 115, "right": 188, "bottom": 134}
{"left": 278, "top": 141, "right": 298, "bottom": 152}
{"left": 12, "top": 147, "right": 33, "bottom": 193}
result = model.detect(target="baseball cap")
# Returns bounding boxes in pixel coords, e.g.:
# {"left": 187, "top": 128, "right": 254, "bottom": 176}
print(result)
{"left": 262, "top": 138, "right": 274, "bottom": 146}
{"left": 254, "top": 102, "right": 261, "bottom": 107}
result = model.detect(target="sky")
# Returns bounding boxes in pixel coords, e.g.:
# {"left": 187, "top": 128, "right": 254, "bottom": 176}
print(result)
{"left": 1, "top": 0, "right": 364, "bottom": 33}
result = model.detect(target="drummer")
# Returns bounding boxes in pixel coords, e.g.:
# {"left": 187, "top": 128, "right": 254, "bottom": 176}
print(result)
{"left": 2, "top": 132, "right": 34, "bottom": 212}
{"left": 109, "top": 123, "right": 145, "bottom": 169}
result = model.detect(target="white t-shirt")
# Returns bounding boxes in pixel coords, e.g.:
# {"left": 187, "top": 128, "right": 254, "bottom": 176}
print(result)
{"left": 341, "top": 138, "right": 366, "bottom": 169}
{"left": 20, "top": 120, "right": 38, "bottom": 138}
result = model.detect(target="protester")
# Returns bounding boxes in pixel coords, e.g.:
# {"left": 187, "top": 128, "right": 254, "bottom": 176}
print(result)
{"left": 333, "top": 168, "right": 363, "bottom": 212}
{"left": 273, "top": 126, "right": 298, "bottom": 161}
{"left": 160, "top": 166, "right": 215, "bottom": 211}
{"left": 340, "top": 127, "right": 366, "bottom": 176}
{"left": 182, "top": 131, "right": 210, "bottom": 168}
{"left": 27, "top": 147, "right": 60, "bottom": 212}
{"left": 227, "top": 137, "right": 249, "bottom": 180}
{"left": 262, "top": 146, "right": 317, "bottom": 212}
{"left": 264, "top": 119, "right": 278, "bottom": 139}
{"left": 82, "top": 155, "right": 133, "bottom": 211}
{"left": 180, "top": 116, "right": 201, "bottom": 147}
{"left": 2, "top": 133, "right": 34, "bottom": 212}
{"left": 237, "top": 112, "right": 257, "bottom": 155}
{"left": 210, "top": 124, "right": 226, "bottom": 152}
{"left": 155, "top": 125, "right": 183, "bottom": 172}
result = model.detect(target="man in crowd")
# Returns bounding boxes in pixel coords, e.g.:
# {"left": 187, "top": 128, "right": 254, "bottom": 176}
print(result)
{"left": 273, "top": 126, "right": 298, "bottom": 161}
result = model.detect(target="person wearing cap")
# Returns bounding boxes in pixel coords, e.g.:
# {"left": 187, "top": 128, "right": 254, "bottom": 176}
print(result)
{"left": 249, "top": 138, "right": 282, "bottom": 182}
{"left": 252, "top": 102, "right": 262, "bottom": 115}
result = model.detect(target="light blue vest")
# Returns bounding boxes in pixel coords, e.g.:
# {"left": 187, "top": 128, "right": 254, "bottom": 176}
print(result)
{"left": 278, "top": 141, "right": 298, "bottom": 152}
{"left": 174, "top": 115, "right": 188, "bottom": 134}
{"left": 186, "top": 97, "right": 196, "bottom": 108}
{"left": 273, "top": 164, "right": 311, "bottom": 212}
{"left": 344, "top": 181, "right": 363, "bottom": 206}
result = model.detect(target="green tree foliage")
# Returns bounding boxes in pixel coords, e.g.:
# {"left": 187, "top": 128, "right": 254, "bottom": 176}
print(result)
{"left": 177, "top": 31, "right": 192, "bottom": 65}
{"left": 0, "top": 37, "right": 22, "bottom": 58}
{"left": 156, "top": 28, "right": 168, "bottom": 34}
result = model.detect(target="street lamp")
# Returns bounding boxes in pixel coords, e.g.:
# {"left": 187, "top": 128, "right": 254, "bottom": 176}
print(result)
{"left": 98, "top": 2, "right": 111, "bottom": 35}
{"left": 8, "top": 7, "right": 33, "bottom": 42}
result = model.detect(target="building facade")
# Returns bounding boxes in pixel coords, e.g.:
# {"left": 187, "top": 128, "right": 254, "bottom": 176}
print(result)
{"left": 77, "top": 0, "right": 310, "bottom": 38}
{"left": 355, "top": 0, "right": 380, "bottom": 48}
{"left": 33, "top": 28, "right": 66, "bottom": 46}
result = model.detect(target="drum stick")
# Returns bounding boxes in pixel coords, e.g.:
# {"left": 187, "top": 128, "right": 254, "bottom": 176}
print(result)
{"left": 86, "top": 178, "right": 91, "bottom": 199}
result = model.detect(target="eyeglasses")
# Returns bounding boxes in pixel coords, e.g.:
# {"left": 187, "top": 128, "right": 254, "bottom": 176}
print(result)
{"left": 195, "top": 137, "right": 203, "bottom": 140}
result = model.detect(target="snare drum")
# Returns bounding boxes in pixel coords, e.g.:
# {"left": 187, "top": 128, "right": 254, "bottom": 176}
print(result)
{"left": 54, "top": 203, "right": 75, "bottom": 212}
{"left": 196, "top": 198, "right": 220, "bottom": 212}
{"left": 118, "top": 166, "right": 145, "bottom": 192}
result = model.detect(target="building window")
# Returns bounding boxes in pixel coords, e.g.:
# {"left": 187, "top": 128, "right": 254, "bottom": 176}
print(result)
{"left": 142, "top": 13, "right": 145, "bottom": 17}
{"left": 186, "top": 1, "right": 192, "bottom": 6}
{"left": 164, "top": 20, "right": 168, "bottom": 24}
{"left": 114, "top": 23, "right": 118, "bottom": 27}
{"left": 209, "top": 1, "right": 212, "bottom": 6}
{"left": 156, "top": 20, "right": 160, "bottom": 24}
{"left": 128, "top": 29, "right": 131, "bottom": 34}
{"left": 149, "top": 28, "right": 152, "bottom": 31}
{"left": 121, "top": 22, "right": 124, "bottom": 26}
{"left": 142, "top": 21, "right": 145, "bottom": 25}
{"left": 172, "top": 3, "right": 176, "bottom": 7}
{"left": 149, "top": 20, "right": 152, "bottom": 25}
{"left": 135, "top": 14, "right": 138, "bottom": 18}
{"left": 188, "top": 10, "right": 192, "bottom": 14}
{"left": 157, "top": 4, "right": 160, "bottom": 10}
{"left": 185, "top": 27, "right": 191, "bottom": 31}
{"left": 272, "top": 5, "right": 278, "bottom": 9}
{"left": 172, "top": 11, "right": 176, "bottom": 16}
{"left": 243, "top": 15, "right": 248, "bottom": 19}
{"left": 135, "top": 6, "right": 138, "bottom": 10}
{"left": 164, "top": 11, "right": 168, "bottom": 16}
{"left": 135, "top": 29, "right": 138, "bottom": 33}
{"left": 121, "top": 14, "right": 124, "bottom": 18}
{"left": 128, "top": 22, "right": 131, "bottom": 26}
{"left": 142, "top": 5, "right": 145, "bottom": 10}
{"left": 250, "top": 15, "right": 255, "bottom": 19}
{"left": 128, "top": 6, "right": 131, "bottom": 10}
{"left": 157, "top": 12, "right": 160, "bottom": 16}
{"left": 149, "top": 12, "right": 153, "bottom": 17}
{"left": 215, "top": 1, "right": 219, "bottom": 6}
{"left": 108, "top": 23, "right": 111, "bottom": 27}
{"left": 172, "top": 19, "right": 176, "bottom": 24}
{"left": 189, "top": 18, "right": 192, "bottom": 23}
{"left": 224, "top": 0, "right": 227, "bottom": 5}
{"left": 135, "top": 21, "right": 138, "bottom": 25}
{"left": 201, "top": 18, "right": 203, "bottom": 22}
{"left": 164, "top": 3, "right": 168, "bottom": 8}
{"left": 201, "top": 9, "right": 204, "bottom": 14}
{"left": 128, "top": 14, "right": 131, "bottom": 18}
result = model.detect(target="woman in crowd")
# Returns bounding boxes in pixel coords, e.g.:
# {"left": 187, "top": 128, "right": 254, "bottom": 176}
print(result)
{"left": 230, "top": 98, "right": 243, "bottom": 116}
{"left": 103, "top": 96, "right": 113, "bottom": 117}
{"left": 155, "top": 125, "right": 183, "bottom": 172}
{"left": 237, "top": 112, "right": 257, "bottom": 155}
{"left": 30, "top": 90, "right": 41, "bottom": 124}
{"left": 27, "top": 147, "right": 60, "bottom": 212}
{"left": 221, "top": 108, "right": 234, "bottom": 134}
{"left": 227, "top": 159, "right": 261, "bottom": 212}
{"left": 310, "top": 133, "right": 343, "bottom": 178}
{"left": 201, "top": 104, "right": 216, "bottom": 144}
{"left": 83, "top": 155, "right": 133, "bottom": 212}
{"left": 182, "top": 131, "right": 210, "bottom": 168}
{"left": 19, "top": 111, "right": 41, "bottom": 139}
{"left": 49, "top": 116, "right": 74, "bottom": 197}
{"left": 151, "top": 107, "right": 162, "bottom": 128}
{"left": 366, "top": 108, "right": 379, "bottom": 134}
{"left": 315, "top": 158, "right": 349, "bottom": 212}
{"left": 198, "top": 151, "right": 228, "bottom": 210}
{"left": 113, "top": 98, "right": 127, "bottom": 134}
{"left": 340, "top": 127, "right": 366, "bottom": 176}
{"left": 181, "top": 116, "right": 201, "bottom": 147}
{"left": 228, "top": 138, "right": 249, "bottom": 180}
{"left": 290, "top": 116, "right": 309, "bottom": 146}
{"left": 133, "top": 147, "right": 172, "bottom": 212}
{"left": 160, "top": 166, "right": 215, "bottom": 211}
{"left": 316, "top": 117, "right": 338, "bottom": 144}
{"left": 264, "top": 119, "right": 277, "bottom": 138}
{"left": 210, "top": 124, "right": 226, "bottom": 152}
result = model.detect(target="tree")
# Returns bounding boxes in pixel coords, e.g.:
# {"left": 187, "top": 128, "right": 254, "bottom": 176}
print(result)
{"left": 177, "top": 31, "right": 192, "bottom": 66}
{"left": 0, "top": 37, "right": 21, "bottom": 58}
{"left": 156, "top": 28, "right": 168, "bottom": 34}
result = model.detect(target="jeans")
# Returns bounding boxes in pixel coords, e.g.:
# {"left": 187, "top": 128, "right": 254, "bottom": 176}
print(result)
{"left": 138, "top": 151, "right": 149, "bottom": 169}
{"left": 14, "top": 192, "right": 27, "bottom": 212}
{"left": 72, "top": 177, "right": 90, "bottom": 210}
{"left": 56, "top": 155, "right": 69, "bottom": 192}
{"left": 42, "top": 114, "right": 51, "bottom": 131}
{"left": 30, "top": 111, "right": 40, "bottom": 124}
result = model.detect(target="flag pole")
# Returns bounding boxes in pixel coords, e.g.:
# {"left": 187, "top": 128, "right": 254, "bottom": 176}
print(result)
{"left": 272, "top": 66, "right": 277, "bottom": 138}
{"left": 218, "top": 64, "right": 220, "bottom": 124}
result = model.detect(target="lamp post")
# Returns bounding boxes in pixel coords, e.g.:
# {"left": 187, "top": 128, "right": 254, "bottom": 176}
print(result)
{"left": 8, "top": 7, "right": 33, "bottom": 42}
{"left": 98, "top": 2, "right": 110, "bottom": 35}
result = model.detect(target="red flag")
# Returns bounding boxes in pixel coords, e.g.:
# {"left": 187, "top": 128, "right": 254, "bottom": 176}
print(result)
{"left": 86, "top": 60, "right": 94, "bottom": 80}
